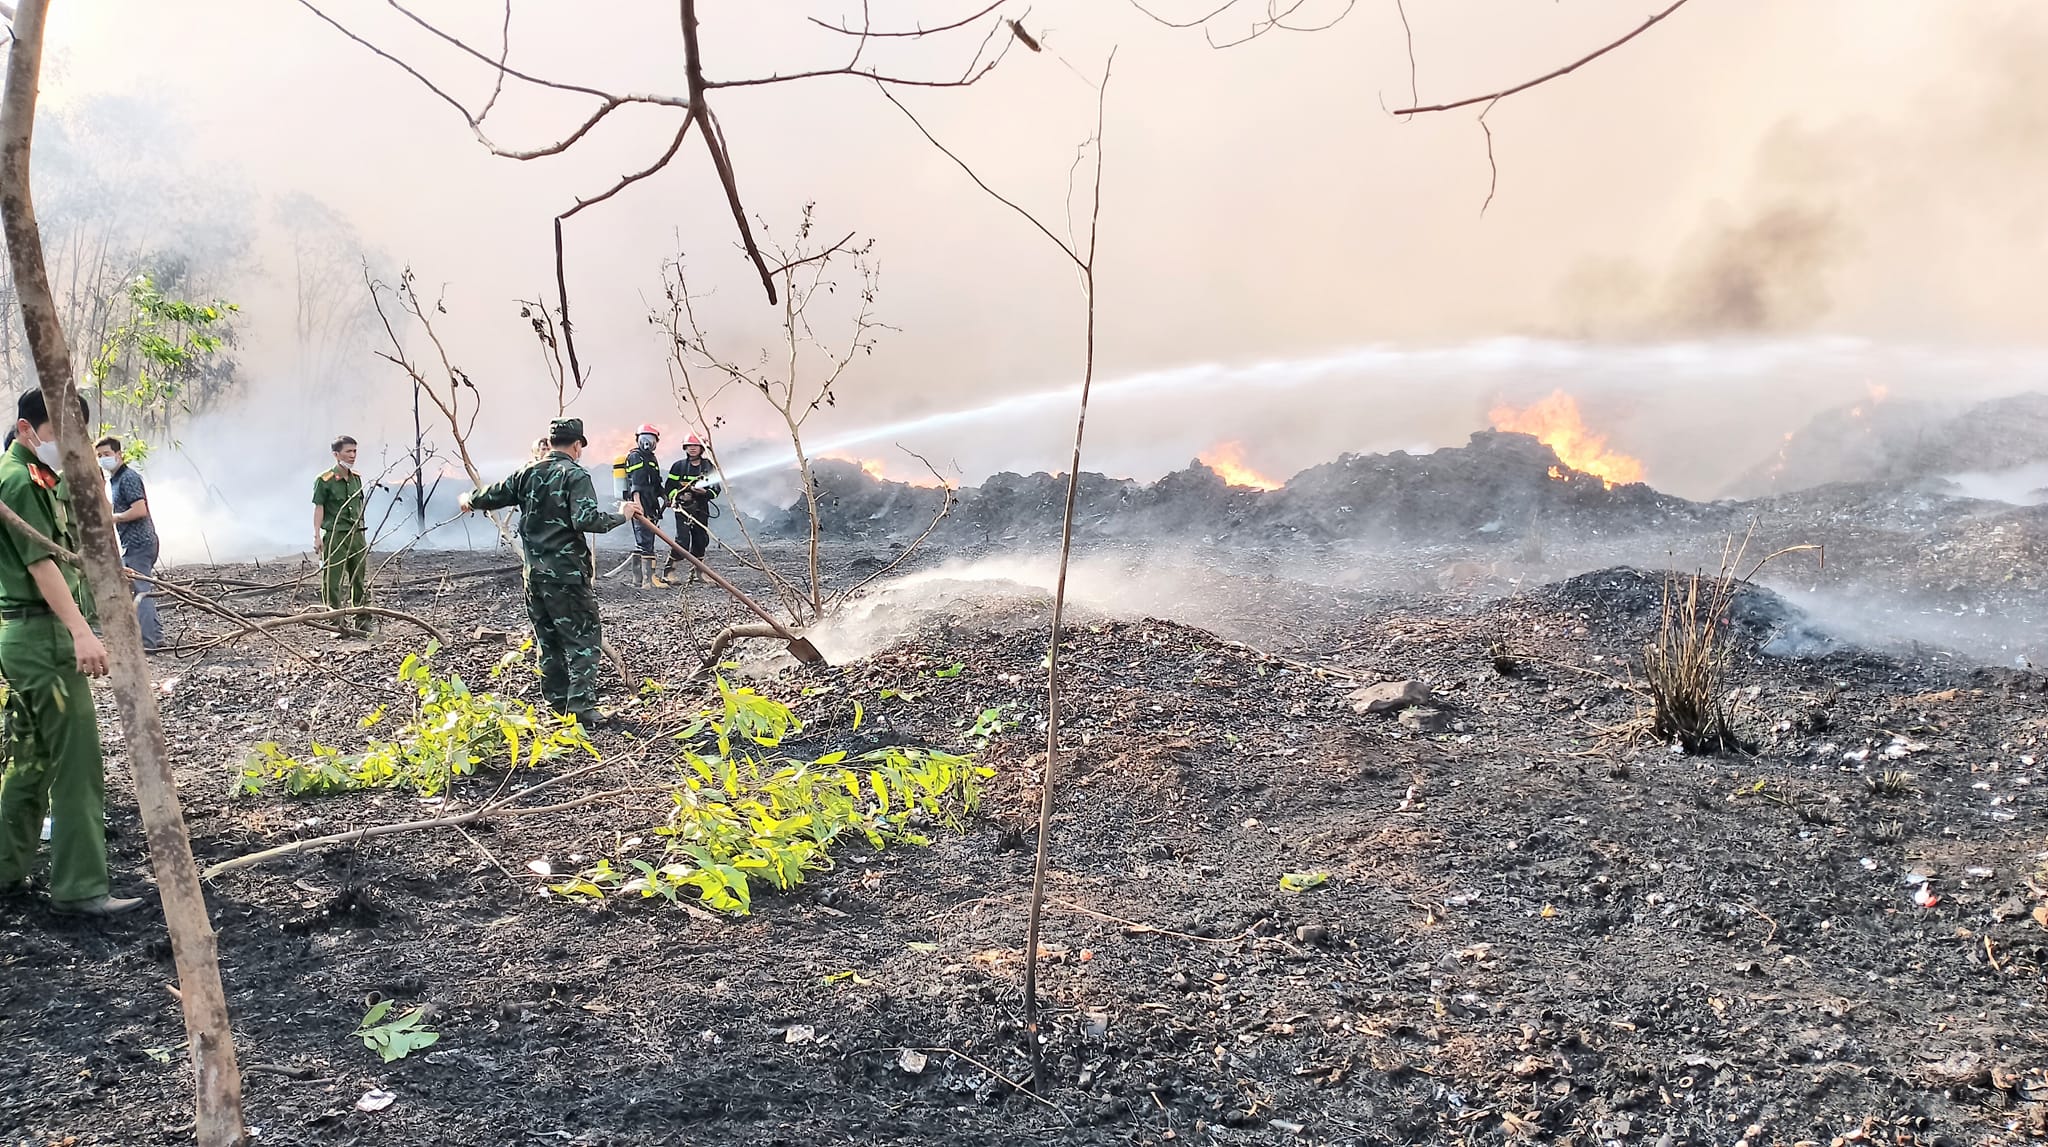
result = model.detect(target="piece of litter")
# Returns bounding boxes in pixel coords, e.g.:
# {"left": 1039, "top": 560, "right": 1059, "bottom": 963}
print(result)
{"left": 1859, "top": 858, "right": 1878, "bottom": 871}
{"left": 355, "top": 1089, "right": 396, "bottom": 1113}
{"left": 526, "top": 859, "right": 552, "bottom": 876}
{"left": 898, "top": 1048, "right": 928, "bottom": 1074}
{"left": 784, "top": 1024, "right": 816, "bottom": 1045}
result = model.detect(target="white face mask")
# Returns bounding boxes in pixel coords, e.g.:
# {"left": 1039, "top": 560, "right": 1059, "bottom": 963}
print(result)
{"left": 97, "top": 455, "right": 120, "bottom": 473}
{"left": 32, "top": 439, "right": 60, "bottom": 469}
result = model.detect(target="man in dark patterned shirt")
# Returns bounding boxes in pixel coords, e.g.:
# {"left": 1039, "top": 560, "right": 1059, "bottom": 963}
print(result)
{"left": 93, "top": 437, "right": 162, "bottom": 651}
{"left": 459, "top": 418, "right": 640, "bottom": 726}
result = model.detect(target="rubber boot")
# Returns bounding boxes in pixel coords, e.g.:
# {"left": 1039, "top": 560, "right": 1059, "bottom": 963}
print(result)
{"left": 687, "top": 566, "right": 702, "bottom": 585}
{"left": 661, "top": 559, "right": 679, "bottom": 584}
{"left": 629, "top": 556, "right": 646, "bottom": 588}
{"left": 650, "top": 561, "right": 671, "bottom": 589}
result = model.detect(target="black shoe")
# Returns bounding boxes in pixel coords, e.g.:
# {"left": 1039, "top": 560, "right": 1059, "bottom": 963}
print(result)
{"left": 569, "top": 710, "right": 613, "bottom": 730}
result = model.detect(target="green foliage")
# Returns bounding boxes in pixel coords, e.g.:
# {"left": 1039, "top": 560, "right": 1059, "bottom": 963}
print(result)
{"left": 237, "top": 641, "right": 595, "bottom": 798}
{"left": 354, "top": 1000, "right": 440, "bottom": 1063}
{"left": 87, "top": 274, "right": 239, "bottom": 450}
{"left": 962, "top": 704, "right": 1016, "bottom": 747}
{"left": 551, "top": 678, "right": 992, "bottom": 915}
{"left": 488, "top": 638, "right": 540, "bottom": 680}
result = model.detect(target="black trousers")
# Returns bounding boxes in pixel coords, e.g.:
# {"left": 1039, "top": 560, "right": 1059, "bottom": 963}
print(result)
{"left": 633, "top": 492, "right": 677, "bottom": 558}
{"left": 673, "top": 504, "right": 710, "bottom": 560}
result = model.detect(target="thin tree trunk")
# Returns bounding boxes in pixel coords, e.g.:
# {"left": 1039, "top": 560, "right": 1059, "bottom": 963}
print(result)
{"left": 411, "top": 373, "right": 427, "bottom": 531}
{"left": 0, "top": 4, "right": 246, "bottom": 1143}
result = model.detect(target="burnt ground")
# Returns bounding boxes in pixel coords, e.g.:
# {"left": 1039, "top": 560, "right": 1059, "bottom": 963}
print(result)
{"left": 2, "top": 532, "right": 2046, "bottom": 1147}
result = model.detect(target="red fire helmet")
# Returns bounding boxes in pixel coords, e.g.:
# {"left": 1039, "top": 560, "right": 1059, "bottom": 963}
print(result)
{"left": 636, "top": 423, "right": 660, "bottom": 437}
{"left": 684, "top": 434, "right": 705, "bottom": 447}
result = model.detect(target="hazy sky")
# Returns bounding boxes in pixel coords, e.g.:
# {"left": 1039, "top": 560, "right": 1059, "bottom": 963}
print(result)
{"left": 33, "top": 1, "right": 2048, "bottom": 545}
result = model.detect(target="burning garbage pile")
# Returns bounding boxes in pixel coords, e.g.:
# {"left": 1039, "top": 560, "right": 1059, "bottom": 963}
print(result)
{"left": 765, "top": 429, "right": 1703, "bottom": 547}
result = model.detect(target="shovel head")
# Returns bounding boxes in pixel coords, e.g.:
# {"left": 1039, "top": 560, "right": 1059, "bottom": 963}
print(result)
{"left": 786, "top": 635, "right": 825, "bottom": 664}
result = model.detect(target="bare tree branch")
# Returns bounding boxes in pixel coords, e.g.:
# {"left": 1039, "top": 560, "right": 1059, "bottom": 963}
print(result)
{"left": 476, "top": 0, "right": 514, "bottom": 121}
{"left": 1394, "top": 0, "right": 1417, "bottom": 117}
{"left": 298, "top": 0, "right": 1023, "bottom": 388}
{"left": 382, "top": 0, "right": 616, "bottom": 100}
{"left": 1127, "top": 0, "right": 1241, "bottom": 30}
{"left": 703, "top": 57, "right": 1008, "bottom": 90}
{"left": 1128, "top": 0, "right": 1356, "bottom": 47}
{"left": 808, "top": 1, "right": 1005, "bottom": 38}
{"left": 768, "top": 230, "right": 858, "bottom": 279}
{"left": 878, "top": 85, "right": 1084, "bottom": 270}
{"left": 1479, "top": 96, "right": 1500, "bottom": 216}
{"left": 1390, "top": 0, "right": 1690, "bottom": 115}
{"left": 559, "top": 111, "right": 699, "bottom": 221}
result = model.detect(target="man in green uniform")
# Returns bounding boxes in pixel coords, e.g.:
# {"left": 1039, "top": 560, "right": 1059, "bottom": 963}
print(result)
{"left": 0, "top": 388, "right": 142, "bottom": 915}
{"left": 459, "top": 418, "right": 640, "bottom": 726}
{"left": 311, "top": 435, "right": 371, "bottom": 637}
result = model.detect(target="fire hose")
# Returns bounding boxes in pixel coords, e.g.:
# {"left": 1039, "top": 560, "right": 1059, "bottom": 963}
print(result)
{"left": 635, "top": 513, "right": 822, "bottom": 664}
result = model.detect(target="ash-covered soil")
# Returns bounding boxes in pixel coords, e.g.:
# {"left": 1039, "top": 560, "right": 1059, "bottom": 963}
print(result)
{"left": 3, "top": 530, "right": 2045, "bottom": 1147}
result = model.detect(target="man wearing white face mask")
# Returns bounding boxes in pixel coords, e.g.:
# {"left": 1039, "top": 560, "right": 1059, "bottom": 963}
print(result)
{"left": 93, "top": 436, "right": 162, "bottom": 652}
{"left": 0, "top": 387, "right": 141, "bottom": 915}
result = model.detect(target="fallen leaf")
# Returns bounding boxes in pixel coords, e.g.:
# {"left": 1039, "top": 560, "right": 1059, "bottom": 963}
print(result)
{"left": 1279, "top": 871, "right": 1328, "bottom": 893}
{"left": 783, "top": 1024, "right": 816, "bottom": 1045}
{"left": 898, "top": 1048, "right": 928, "bottom": 1074}
{"left": 355, "top": 1088, "right": 396, "bottom": 1113}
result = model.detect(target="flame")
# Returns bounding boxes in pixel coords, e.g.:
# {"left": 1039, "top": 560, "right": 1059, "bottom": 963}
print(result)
{"left": 1198, "top": 441, "right": 1283, "bottom": 491}
{"left": 1489, "top": 391, "right": 1646, "bottom": 489}
{"left": 818, "top": 452, "right": 950, "bottom": 488}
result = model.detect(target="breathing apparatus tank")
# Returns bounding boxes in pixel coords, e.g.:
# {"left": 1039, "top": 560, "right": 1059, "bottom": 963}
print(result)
{"left": 611, "top": 454, "right": 629, "bottom": 500}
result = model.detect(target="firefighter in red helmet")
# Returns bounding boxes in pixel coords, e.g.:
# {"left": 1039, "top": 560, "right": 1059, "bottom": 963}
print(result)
{"left": 663, "top": 434, "right": 718, "bottom": 584}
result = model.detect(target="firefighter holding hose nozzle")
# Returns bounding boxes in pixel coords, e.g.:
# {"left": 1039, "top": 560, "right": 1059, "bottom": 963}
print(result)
{"left": 664, "top": 434, "right": 718, "bottom": 585}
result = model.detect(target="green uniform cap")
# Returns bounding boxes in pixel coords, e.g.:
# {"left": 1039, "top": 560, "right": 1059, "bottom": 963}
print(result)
{"left": 550, "top": 418, "right": 587, "bottom": 446}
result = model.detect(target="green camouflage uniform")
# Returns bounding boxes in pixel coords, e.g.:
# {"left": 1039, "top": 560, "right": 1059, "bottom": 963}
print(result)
{"left": 0, "top": 440, "right": 109, "bottom": 904}
{"left": 311, "top": 465, "right": 369, "bottom": 632}
{"left": 468, "top": 424, "right": 626, "bottom": 716}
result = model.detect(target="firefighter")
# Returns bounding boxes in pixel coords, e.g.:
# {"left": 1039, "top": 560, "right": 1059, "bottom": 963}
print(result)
{"left": 620, "top": 424, "right": 672, "bottom": 588}
{"left": 664, "top": 435, "right": 718, "bottom": 584}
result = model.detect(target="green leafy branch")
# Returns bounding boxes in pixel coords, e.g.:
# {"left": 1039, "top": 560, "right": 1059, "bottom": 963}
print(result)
{"left": 237, "top": 641, "right": 595, "bottom": 798}
{"left": 86, "top": 273, "right": 239, "bottom": 452}
{"left": 355, "top": 1000, "right": 440, "bottom": 1063}
{"left": 547, "top": 677, "right": 992, "bottom": 914}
